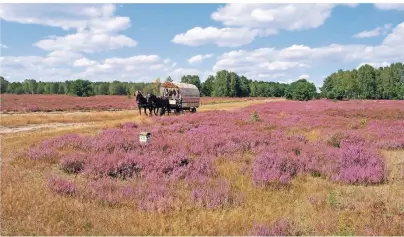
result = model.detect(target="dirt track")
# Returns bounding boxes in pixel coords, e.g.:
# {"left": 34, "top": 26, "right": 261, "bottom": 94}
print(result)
{"left": 0, "top": 99, "right": 283, "bottom": 134}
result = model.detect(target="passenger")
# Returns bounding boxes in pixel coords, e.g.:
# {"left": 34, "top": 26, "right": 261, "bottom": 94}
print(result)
{"left": 164, "top": 88, "right": 169, "bottom": 97}
{"left": 168, "top": 89, "right": 173, "bottom": 97}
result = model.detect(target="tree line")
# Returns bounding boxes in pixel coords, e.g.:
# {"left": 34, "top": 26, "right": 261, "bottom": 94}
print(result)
{"left": 1, "top": 62, "right": 403, "bottom": 100}
{"left": 180, "top": 71, "right": 289, "bottom": 98}
{"left": 320, "top": 62, "right": 404, "bottom": 100}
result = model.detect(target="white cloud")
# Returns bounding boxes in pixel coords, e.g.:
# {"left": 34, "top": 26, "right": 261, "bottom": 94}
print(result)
{"left": 299, "top": 74, "right": 310, "bottom": 79}
{"left": 0, "top": 4, "right": 127, "bottom": 32}
{"left": 211, "top": 21, "right": 404, "bottom": 85}
{"left": 188, "top": 54, "right": 213, "bottom": 64}
{"left": 73, "top": 58, "right": 98, "bottom": 67}
{"left": 383, "top": 22, "right": 404, "bottom": 46}
{"left": 357, "top": 62, "right": 391, "bottom": 69}
{"left": 169, "top": 68, "right": 201, "bottom": 81}
{"left": 0, "top": 4, "right": 137, "bottom": 54}
{"left": 172, "top": 27, "right": 262, "bottom": 47}
{"left": 0, "top": 43, "right": 8, "bottom": 49}
{"left": 173, "top": 4, "right": 358, "bottom": 47}
{"left": 374, "top": 3, "right": 404, "bottom": 11}
{"left": 353, "top": 24, "right": 392, "bottom": 38}
{"left": 211, "top": 3, "right": 336, "bottom": 31}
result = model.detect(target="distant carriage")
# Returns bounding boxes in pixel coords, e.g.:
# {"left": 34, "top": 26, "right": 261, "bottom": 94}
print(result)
{"left": 159, "top": 82, "right": 200, "bottom": 114}
{"left": 140, "top": 81, "right": 200, "bottom": 116}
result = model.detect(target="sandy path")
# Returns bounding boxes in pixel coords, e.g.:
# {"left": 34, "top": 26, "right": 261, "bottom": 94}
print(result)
{"left": 0, "top": 123, "right": 93, "bottom": 134}
{"left": 0, "top": 98, "right": 282, "bottom": 134}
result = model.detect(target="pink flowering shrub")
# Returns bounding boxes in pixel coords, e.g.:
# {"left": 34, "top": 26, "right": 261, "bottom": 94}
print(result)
{"left": 191, "top": 178, "right": 243, "bottom": 209}
{"left": 85, "top": 178, "right": 125, "bottom": 205}
{"left": 247, "top": 218, "right": 298, "bottom": 236}
{"left": 59, "top": 152, "right": 86, "bottom": 174}
{"left": 334, "top": 145, "right": 385, "bottom": 185}
{"left": 47, "top": 176, "right": 77, "bottom": 196}
{"left": 28, "top": 99, "right": 403, "bottom": 211}
{"left": 252, "top": 150, "right": 300, "bottom": 186}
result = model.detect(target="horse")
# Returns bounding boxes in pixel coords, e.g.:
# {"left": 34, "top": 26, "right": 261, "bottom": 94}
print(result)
{"left": 147, "top": 93, "right": 170, "bottom": 116}
{"left": 135, "top": 90, "right": 152, "bottom": 116}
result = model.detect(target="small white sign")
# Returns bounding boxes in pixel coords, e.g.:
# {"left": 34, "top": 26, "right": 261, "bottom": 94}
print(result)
{"left": 139, "top": 132, "right": 151, "bottom": 144}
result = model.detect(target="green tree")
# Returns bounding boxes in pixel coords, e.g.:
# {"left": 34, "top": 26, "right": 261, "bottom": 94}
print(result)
{"left": 58, "top": 83, "right": 66, "bottom": 94}
{"left": 229, "top": 72, "right": 240, "bottom": 97}
{"left": 357, "top": 64, "right": 376, "bottom": 99}
{"left": 239, "top": 76, "right": 250, "bottom": 97}
{"left": 71, "top": 79, "right": 94, "bottom": 97}
{"left": 201, "top": 75, "right": 215, "bottom": 96}
{"left": 165, "top": 76, "right": 173, "bottom": 82}
{"left": 50, "top": 83, "right": 59, "bottom": 94}
{"left": 181, "top": 75, "right": 201, "bottom": 90}
{"left": 285, "top": 79, "right": 317, "bottom": 101}
{"left": 0, "top": 77, "right": 9, "bottom": 93}
{"left": 213, "top": 70, "right": 230, "bottom": 97}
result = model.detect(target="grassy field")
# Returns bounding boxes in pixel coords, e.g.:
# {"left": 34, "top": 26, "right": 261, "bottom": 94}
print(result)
{"left": 1, "top": 98, "right": 404, "bottom": 235}
{"left": 0, "top": 94, "right": 269, "bottom": 113}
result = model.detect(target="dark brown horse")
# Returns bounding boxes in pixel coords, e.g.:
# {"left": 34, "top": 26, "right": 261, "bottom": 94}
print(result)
{"left": 147, "top": 93, "right": 170, "bottom": 116}
{"left": 135, "top": 90, "right": 151, "bottom": 116}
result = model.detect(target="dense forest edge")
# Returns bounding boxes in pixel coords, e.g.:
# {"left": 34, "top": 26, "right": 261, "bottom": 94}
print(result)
{"left": 1, "top": 62, "right": 403, "bottom": 101}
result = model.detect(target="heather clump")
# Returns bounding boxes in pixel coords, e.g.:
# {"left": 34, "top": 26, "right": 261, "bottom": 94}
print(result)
{"left": 117, "top": 122, "right": 138, "bottom": 130}
{"left": 83, "top": 152, "right": 143, "bottom": 180}
{"left": 27, "top": 145, "right": 59, "bottom": 161}
{"left": 47, "top": 176, "right": 77, "bottom": 196}
{"left": 252, "top": 150, "right": 300, "bottom": 186}
{"left": 247, "top": 218, "right": 298, "bottom": 236}
{"left": 27, "top": 99, "right": 403, "bottom": 217}
{"left": 59, "top": 152, "right": 86, "bottom": 174}
{"left": 134, "top": 180, "right": 178, "bottom": 213}
{"left": 191, "top": 178, "right": 243, "bottom": 209}
{"left": 377, "top": 139, "right": 404, "bottom": 150}
{"left": 334, "top": 145, "right": 385, "bottom": 185}
{"left": 85, "top": 178, "right": 125, "bottom": 206}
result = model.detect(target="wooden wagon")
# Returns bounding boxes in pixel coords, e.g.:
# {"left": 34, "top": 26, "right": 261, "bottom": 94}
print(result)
{"left": 159, "top": 82, "right": 200, "bottom": 114}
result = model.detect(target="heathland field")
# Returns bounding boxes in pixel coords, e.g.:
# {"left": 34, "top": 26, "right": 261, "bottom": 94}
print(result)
{"left": 1, "top": 98, "right": 404, "bottom": 235}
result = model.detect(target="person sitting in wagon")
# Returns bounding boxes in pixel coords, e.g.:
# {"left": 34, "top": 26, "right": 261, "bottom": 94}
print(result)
{"left": 163, "top": 88, "right": 169, "bottom": 97}
{"left": 176, "top": 89, "right": 181, "bottom": 100}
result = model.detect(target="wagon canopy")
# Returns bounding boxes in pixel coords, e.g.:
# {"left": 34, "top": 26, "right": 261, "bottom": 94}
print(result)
{"left": 160, "top": 82, "right": 200, "bottom": 97}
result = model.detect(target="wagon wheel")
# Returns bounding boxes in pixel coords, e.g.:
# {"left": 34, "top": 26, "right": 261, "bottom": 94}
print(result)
{"left": 191, "top": 108, "right": 196, "bottom": 113}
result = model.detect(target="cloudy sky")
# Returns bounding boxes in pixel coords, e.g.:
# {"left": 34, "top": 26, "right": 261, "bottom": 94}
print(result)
{"left": 1, "top": 3, "right": 404, "bottom": 88}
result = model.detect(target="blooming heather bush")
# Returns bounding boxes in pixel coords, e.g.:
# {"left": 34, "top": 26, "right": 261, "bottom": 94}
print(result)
{"left": 117, "top": 122, "right": 138, "bottom": 130}
{"left": 252, "top": 150, "right": 300, "bottom": 186}
{"left": 247, "top": 218, "right": 297, "bottom": 236}
{"left": 191, "top": 178, "right": 243, "bottom": 209}
{"left": 47, "top": 176, "right": 77, "bottom": 196}
{"left": 334, "top": 145, "right": 385, "bottom": 185}
{"left": 26, "top": 99, "right": 404, "bottom": 213}
{"left": 59, "top": 152, "right": 86, "bottom": 174}
{"left": 377, "top": 139, "right": 404, "bottom": 150}
{"left": 27, "top": 145, "right": 59, "bottom": 161}
{"left": 85, "top": 178, "right": 124, "bottom": 205}
{"left": 134, "top": 180, "right": 178, "bottom": 213}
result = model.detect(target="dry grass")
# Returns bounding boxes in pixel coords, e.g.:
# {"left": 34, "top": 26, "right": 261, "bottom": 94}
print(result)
{"left": 2, "top": 128, "right": 404, "bottom": 235}
{"left": 1, "top": 99, "right": 277, "bottom": 128}
{"left": 1, "top": 99, "right": 404, "bottom": 235}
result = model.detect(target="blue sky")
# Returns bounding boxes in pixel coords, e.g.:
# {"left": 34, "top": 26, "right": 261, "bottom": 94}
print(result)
{"left": 1, "top": 3, "right": 404, "bottom": 88}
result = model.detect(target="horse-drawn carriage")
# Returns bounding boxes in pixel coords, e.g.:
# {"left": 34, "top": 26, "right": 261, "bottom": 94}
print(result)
{"left": 135, "top": 82, "right": 200, "bottom": 116}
